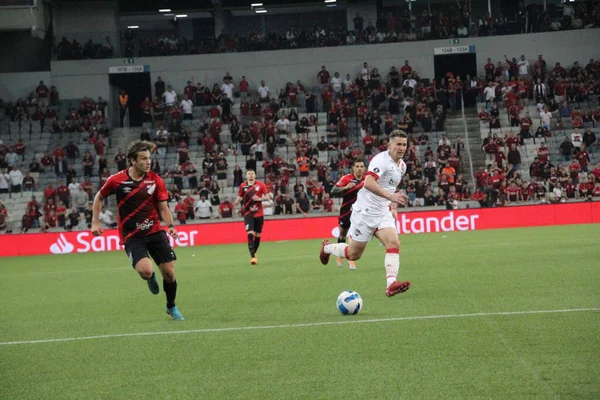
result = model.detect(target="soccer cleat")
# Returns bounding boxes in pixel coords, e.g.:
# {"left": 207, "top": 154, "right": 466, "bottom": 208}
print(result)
{"left": 349, "top": 261, "right": 356, "bottom": 271}
{"left": 147, "top": 274, "right": 159, "bottom": 295}
{"left": 336, "top": 257, "right": 343, "bottom": 267}
{"left": 386, "top": 281, "right": 411, "bottom": 297}
{"left": 250, "top": 257, "right": 258, "bottom": 265}
{"left": 319, "top": 240, "right": 331, "bottom": 265}
{"left": 166, "top": 306, "right": 185, "bottom": 321}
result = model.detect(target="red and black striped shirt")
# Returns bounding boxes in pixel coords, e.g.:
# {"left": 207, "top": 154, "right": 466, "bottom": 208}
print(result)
{"left": 238, "top": 180, "right": 269, "bottom": 217}
{"left": 335, "top": 173, "right": 365, "bottom": 219}
{"left": 99, "top": 170, "right": 168, "bottom": 244}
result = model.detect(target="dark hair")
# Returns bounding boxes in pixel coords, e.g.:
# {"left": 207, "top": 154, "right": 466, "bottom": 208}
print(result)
{"left": 127, "top": 140, "right": 155, "bottom": 166}
{"left": 351, "top": 159, "right": 365, "bottom": 167}
{"left": 389, "top": 130, "right": 408, "bottom": 139}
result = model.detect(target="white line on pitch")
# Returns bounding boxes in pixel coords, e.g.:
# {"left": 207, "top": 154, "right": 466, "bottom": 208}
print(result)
{"left": 1, "top": 308, "right": 598, "bottom": 346}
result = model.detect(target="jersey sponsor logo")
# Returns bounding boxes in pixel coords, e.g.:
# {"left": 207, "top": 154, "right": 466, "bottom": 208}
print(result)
{"left": 49, "top": 234, "right": 75, "bottom": 254}
{"left": 122, "top": 187, "right": 132, "bottom": 193}
{"left": 147, "top": 183, "right": 156, "bottom": 195}
{"left": 136, "top": 218, "right": 154, "bottom": 231}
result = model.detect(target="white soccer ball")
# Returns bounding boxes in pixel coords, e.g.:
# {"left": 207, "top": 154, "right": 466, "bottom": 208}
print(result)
{"left": 336, "top": 290, "right": 363, "bottom": 315}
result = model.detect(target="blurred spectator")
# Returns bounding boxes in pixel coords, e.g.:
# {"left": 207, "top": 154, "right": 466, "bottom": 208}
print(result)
{"left": 0, "top": 202, "right": 7, "bottom": 231}
{"left": 219, "top": 197, "right": 234, "bottom": 218}
{"left": 72, "top": 186, "right": 89, "bottom": 213}
{"left": 66, "top": 208, "right": 80, "bottom": 231}
{"left": 195, "top": 195, "right": 212, "bottom": 219}
{"left": 9, "top": 166, "right": 23, "bottom": 193}
{"left": 0, "top": 168, "right": 9, "bottom": 194}
{"left": 99, "top": 207, "right": 117, "bottom": 228}
{"left": 22, "top": 172, "right": 35, "bottom": 191}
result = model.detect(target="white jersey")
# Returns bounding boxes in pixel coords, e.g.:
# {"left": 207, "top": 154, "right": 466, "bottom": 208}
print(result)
{"left": 353, "top": 150, "right": 406, "bottom": 216}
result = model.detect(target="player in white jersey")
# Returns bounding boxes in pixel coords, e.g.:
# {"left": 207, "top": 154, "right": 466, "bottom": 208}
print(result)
{"left": 319, "top": 130, "right": 411, "bottom": 297}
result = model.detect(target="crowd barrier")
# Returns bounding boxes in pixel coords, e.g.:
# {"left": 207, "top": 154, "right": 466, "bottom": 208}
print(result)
{"left": 1, "top": 202, "right": 598, "bottom": 257}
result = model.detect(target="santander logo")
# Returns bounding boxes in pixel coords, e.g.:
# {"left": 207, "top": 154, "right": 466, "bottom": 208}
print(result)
{"left": 398, "top": 212, "right": 479, "bottom": 234}
{"left": 49, "top": 234, "right": 75, "bottom": 254}
{"left": 48, "top": 230, "right": 199, "bottom": 254}
{"left": 330, "top": 211, "right": 480, "bottom": 238}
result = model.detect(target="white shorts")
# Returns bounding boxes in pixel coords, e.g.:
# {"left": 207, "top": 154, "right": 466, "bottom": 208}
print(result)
{"left": 348, "top": 210, "right": 396, "bottom": 243}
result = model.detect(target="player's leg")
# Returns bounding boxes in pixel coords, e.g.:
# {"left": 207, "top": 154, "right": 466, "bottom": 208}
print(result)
{"left": 251, "top": 217, "right": 264, "bottom": 264}
{"left": 346, "top": 236, "right": 356, "bottom": 270}
{"left": 339, "top": 216, "right": 358, "bottom": 270}
{"left": 374, "top": 216, "right": 410, "bottom": 297}
{"left": 336, "top": 216, "right": 349, "bottom": 267}
{"left": 320, "top": 212, "right": 371, "bottom": 264}
{"left": 244, "top": 215, "right": 258, "bottom": 264}
{"left": 148, "top": 232, "right": 184, "bottom": 320}
{"left": 125, "top": 239, "right": 159, "bottom": 295}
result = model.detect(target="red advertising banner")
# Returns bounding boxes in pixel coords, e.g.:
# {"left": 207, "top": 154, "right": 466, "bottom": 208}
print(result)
{"left": 0, "top": 203, "right": 598, "bottom": 257}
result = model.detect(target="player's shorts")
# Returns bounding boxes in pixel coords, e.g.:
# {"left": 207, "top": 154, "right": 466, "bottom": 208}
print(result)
{"left": 124, "top": 230, "right": 177, "bottom": 268}
{"left": 244, "top": 215, "right": 264, "bottom": 234}
{"left": 338, "top": 214, "right": 351, "bottom": 231}
{"left": 348, "top": 209, "right": 396, "bottom": 243}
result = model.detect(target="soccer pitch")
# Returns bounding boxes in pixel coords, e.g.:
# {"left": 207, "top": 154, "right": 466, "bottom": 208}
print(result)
{"left": 1, "top": 225, "right": 599, "bottom": 399}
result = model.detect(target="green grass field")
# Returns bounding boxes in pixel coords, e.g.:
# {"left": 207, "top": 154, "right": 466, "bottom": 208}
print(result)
{"left": 1, "top": 225, "right": 599, "bottom": 399}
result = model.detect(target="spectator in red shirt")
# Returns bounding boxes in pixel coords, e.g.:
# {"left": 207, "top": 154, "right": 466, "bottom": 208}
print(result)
{"left": 219, "top": 197, "right": 234, "bottom": 218}
{"left": 317, "top": 65, "right": 330, "bottom": 86}
{"left": 322, "top": 192, "right": 334, "bottom": 212}
{"left": 568, "top": 158, "right": 581, "bottom": 182}
{"left": 400, "top": 60, "right": 412, "bottom": 80}
{"left": 174, "top": 199, "right": 188, "bottom": 224}
{"left": 591, "top": 162, "right": 600, "bottom": 181}
{"left": 36, "top": 80, "right": 50, "bottom": 111}
{"left": 478, "top": 106, "right": 490, "bottom": 122}
{"left": 537, "top": 143, "right": 549, "bottom": 163}
{"left": 576, "top": 145, "right": 590, "bottom": 172}
{"left": 239, "top": 76, "right": 249, "bottom": 101}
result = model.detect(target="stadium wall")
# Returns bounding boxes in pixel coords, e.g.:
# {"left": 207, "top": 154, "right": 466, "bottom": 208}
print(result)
{"left": 1, "top": 202, "right": 598, "bottom": 258}
{"left": 0, "top": 71, "right": 52, "bottom": 101}
{"left": 47, "top": 29, "right": 600, "bottom": 101}
{"left": 53, "top": 1, "right": 120, "bottom": 52}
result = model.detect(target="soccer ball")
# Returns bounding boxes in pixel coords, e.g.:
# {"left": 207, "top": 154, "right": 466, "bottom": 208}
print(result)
{"left": 336, "top": 290, "right": 363, "bottom": 315}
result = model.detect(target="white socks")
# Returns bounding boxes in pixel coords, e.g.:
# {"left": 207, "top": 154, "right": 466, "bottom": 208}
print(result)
{"left": 324, "top": 243, "right": 348, "bottom": 258}
{"left": 385, "top": 249, "right": 400, "bottom": 287}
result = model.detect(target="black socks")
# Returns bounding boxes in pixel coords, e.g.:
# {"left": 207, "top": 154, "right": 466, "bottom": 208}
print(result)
{"left": 254, "top": 236, "right": 261, "bottom": 254}
{"left": 338, "top": 237, "right": 346, "bottom": 244}
{"left": 163, "top": 279, "right": 177, "bottom": 309}
{"left": 248, "top": 233, "right": 255, "bottom": 257}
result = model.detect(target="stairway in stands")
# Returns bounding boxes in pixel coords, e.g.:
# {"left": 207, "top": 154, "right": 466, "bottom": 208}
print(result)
{"left": 444, "top": 109, "right": 478, "bottom": 186}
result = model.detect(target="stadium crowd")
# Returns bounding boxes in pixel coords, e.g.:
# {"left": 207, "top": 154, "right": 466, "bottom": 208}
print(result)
{"left": 54, "top": 1, "right": 600, "bottom": 60}
{"left": 2, "top": 34, "right": 600, "bottom": 233}
{"left": 475, "top": 54, "right": 600, "bottom": 206}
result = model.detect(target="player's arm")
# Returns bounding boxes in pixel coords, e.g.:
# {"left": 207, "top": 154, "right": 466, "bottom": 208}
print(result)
{"left": 158, "top": 201, "right": 178, "bottom": 239}
{"left": 331, "top": 184, "right": 349, "bottom": 194}
{"left": 91, "top": 175, "right": 116, "bottom": 236}
{"left": 331, "top": 176, "right": 354, "bottom": 194}
{"left": 233, "top": 195, "right": 243, "bottom": 206}
{"left": 364, "top": 174, "right": 407, "bottom": 205}
{"left": 91, "top": 191, "right": 104, "bottom": 236}
{"left": 155, "top": 177, "right": 177, "bottom": 238}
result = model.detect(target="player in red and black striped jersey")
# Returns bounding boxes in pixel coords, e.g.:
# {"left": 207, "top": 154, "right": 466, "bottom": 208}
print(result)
{"left": 330, "top": 159, "right": 365, "bottom": 270}
{"left": 234, "top": 170, "right": 271, "bottom": 265}
{"left": 91, "top": 140, "right": 184, "bottom": 320}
